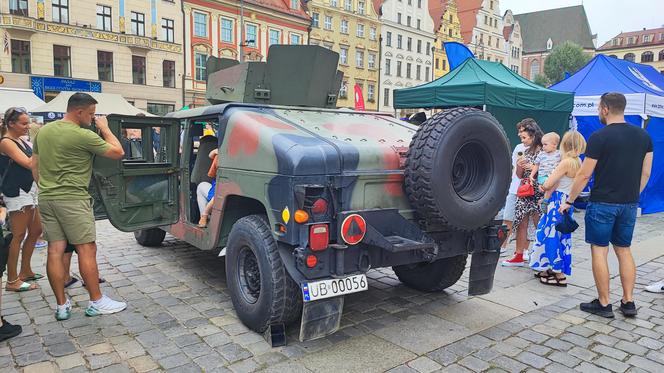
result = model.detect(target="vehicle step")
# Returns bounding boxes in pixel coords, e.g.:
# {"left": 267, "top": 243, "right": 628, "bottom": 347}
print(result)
{"left": 384, "top": 236, "right": 435, "bottom": 253}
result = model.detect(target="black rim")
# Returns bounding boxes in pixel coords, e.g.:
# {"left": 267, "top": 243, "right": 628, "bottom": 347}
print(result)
{"left": 237, "top": 246, "right": 261, "bottom": 304}
{"left": 452, "top": 141, "right": 493, "bottom": 202}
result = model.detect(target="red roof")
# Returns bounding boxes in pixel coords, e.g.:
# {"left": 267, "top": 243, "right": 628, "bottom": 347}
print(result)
{"left": 598, "top": 27, "right": 664, "bottom": 50}
{"left": 244, "top": 0, "right": 310, "bottom": 20}
{"left": 457, "top": 0, "right": 482, "bottom": 44}
{"left": 429, "top": 0, "right": 448, "bottom": 33}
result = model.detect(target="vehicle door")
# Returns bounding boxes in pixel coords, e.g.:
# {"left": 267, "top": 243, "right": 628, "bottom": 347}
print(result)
{"left": 90, "top": 114, "right": 180, "bottom": 232}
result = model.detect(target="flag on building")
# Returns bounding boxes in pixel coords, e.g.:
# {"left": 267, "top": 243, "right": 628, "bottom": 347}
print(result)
{"left": 354, "top": 84, "right": 365, "bottom": 111}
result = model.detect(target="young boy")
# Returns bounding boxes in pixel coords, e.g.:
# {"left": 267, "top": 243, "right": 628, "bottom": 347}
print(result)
{"left": 531, "top": 132, "right": 561, "bottom": 186}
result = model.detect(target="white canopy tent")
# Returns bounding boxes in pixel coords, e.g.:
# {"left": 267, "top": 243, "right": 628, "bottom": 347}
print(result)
{"left": 31, "top": 91, "right": 153, "bottom": 120}
{"left": 0, "top": 88, "right": 45, "bottom": 114}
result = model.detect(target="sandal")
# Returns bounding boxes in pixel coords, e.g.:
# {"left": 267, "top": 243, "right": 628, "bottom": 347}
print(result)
{"left": 540, "top": 275, "right": 568, "bottom": 287}
{"left": 22, "top": 273, "right": 45, "bottom": 281}
{"left": 5, "top": 279, "right": 38, "bottom": 292}
{"left": 534, "top": 269, "right": 554, "bottom": 279}
{"left": 64, "top": 277, "right": 79, "bottom": 289}
{"left": 81, "top": 277, "right": 106, "bottom": 287}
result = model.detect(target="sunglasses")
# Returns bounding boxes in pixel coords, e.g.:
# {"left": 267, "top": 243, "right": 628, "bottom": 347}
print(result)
{"left": 4, "top": 107, "right": 27, "bottom": 123}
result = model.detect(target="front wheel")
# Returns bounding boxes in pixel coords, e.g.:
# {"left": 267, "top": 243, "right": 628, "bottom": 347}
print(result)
{"left": 225, "top": 215, "right": 302, "bottom": 333}
{"left": 393, "top": 255, "right": 467, "bottom": 292}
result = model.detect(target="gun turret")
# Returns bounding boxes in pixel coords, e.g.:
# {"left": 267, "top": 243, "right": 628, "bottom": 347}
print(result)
{"left": 205, "top": 45, "right": 344, "bottom": 109}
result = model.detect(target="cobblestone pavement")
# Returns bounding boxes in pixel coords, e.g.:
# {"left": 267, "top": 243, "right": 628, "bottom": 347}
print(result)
{"left": 1, "top": 212, "right": 663, "bottom": 373}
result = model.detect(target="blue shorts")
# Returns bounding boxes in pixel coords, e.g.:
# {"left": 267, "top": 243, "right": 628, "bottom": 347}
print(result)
{"left": 585, "top": 202, "right": 638, "bottom": 247}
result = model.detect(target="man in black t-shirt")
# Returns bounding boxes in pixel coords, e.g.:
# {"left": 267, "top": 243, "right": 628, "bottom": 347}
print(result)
{"left": 561, "top": 92, "right": 653, "bottom": 319}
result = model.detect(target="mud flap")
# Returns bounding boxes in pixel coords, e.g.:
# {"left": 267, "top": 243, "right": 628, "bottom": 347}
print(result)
{"left": 468, "top": 250, "right": 500, "bottom": 296}
{"left": 298, "top": 296, "right": 344, "bottom": 342}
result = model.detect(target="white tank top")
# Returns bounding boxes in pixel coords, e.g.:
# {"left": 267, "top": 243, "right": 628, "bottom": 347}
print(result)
{"left": 557, "top": 175, "right": 574, "bottom": 195}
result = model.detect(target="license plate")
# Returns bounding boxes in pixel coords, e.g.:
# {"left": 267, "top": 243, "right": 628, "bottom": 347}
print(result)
{"left": 301, "top": 274, "right": 368, "bottom": 302}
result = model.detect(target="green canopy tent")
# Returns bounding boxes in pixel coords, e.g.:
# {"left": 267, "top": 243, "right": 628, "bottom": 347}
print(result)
{"left": 393, "top": 59, "right": 574, "bottom": 145}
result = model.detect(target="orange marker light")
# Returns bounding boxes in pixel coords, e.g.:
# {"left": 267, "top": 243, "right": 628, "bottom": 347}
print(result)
{"left": 294, "top": 210, "right": 310, "bottom": 224}
{"left": 306, "top": 255, "right": 318, "bottom": 268}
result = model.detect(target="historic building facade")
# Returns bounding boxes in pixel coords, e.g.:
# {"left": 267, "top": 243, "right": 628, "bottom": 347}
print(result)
{"left": 502, "top": 9, "right": 522, "bottom": 75}
{"left": 183, "top": 0, "right": 310, "bottom": 107}
{"left": 430, "top": 0, "right": 463, "bottom": 79}
{"left": 0, "top": 0, "right": 184, "bottom": 114}
{"left": 307, "top": 0, "right": 380, "bottom": 110}
{"left": 378, "top": 0, "right": 435, "bottom": 113}
{"left": 515, "top": 5, "right": 596, "bottom": 81}
{"left": 598, "top": 28, "right": 664, "bottom": 74}
{"left": 458, "top": 0, "right": 507, "bottom": 64}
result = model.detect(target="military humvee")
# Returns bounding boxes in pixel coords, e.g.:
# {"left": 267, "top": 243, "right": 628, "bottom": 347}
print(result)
{"left": 92, "top": 45, "right": 511, "bottom": 343}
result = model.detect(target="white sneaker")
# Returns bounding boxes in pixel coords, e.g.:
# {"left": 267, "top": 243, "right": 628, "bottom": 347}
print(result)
{"left": 645, "top": 281, "right": 664, "bottom": 293}
{"left": 85, "top": 295, "right": 127, "bottom": 317}
{"left": 500, "top": 248, "right": 509, "bottom": 257}
{"left": 523, "top": 250, "right": 530, "bottom": 262}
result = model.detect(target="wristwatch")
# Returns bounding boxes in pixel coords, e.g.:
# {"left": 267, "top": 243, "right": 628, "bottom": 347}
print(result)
{"left": 565, "top": 200, "right": 574, "bottom": 206}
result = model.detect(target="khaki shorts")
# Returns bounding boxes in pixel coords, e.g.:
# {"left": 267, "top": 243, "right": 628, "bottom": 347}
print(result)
{"left": 39, "top": 199, "right": 96, "bottom": 245}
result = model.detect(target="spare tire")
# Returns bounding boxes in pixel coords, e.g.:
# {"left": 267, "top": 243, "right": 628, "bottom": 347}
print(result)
{"left": 405, "top": 108, "right": 510, "bottom": 231}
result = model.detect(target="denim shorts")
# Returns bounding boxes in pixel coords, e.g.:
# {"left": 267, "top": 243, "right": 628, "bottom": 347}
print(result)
{"left": 585, "top": 202, "right": 638, "bottom": 247}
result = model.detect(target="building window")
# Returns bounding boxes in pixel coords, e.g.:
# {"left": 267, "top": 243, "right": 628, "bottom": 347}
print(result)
{"left": 131, "top": 12, "right": 145, "bottom": 36}
{"left": 9, "top": 0, "right": 28, "bottom": 16}
{"left": 290, "top": 0, "right": 299, "bottom": 10}
{"left": 417, "top": 19, "right": 421, "bottom": 30}
{"left": 340, "top": 47, "right": 348, "bottom": 65}
{"left": 418, "top": 0, "right": 422, "bottom": 8}
{"left": 659, "top": 50, "right": 664, "bottom": 61}
{"left": 407, "top": 37, "right": 412, "bottom": 51}
{"left": 624, "top": 53, "right": 635, "bottom": 62}
{"left": 385, "top": 58, "right": 391, "bottom": 75}
{"left": 53, "top": 45, "right": 71, "bottom": 77}
{"left": 397, "top": 13, "right": 401, "bottom": 24}
{"left": 386, "top": 32, "right": 392, "bottom": 46}
{"left": 220, "top": 19, "right": 233, "bottom": 43}
{"left": 162, "top": 18, "right": 174, "bottom": 42}
{"left": 370, "top": 27, "right": 377, "bottom": 41}
{"left": 193, "top": 12, "right": 207, "bottom": 37}
{"left": 97, "top": 51, "right": 113, "bottom": 81}
{"left": 641, "top": 51, "right": 654, "bottom": 63}
{"left": 417, "top": 39, "right": 421, "bottom": 54}
{"left": 643, "top": 35, "right": 651, "bottom": 43}
{"left": 132, "top": 55, "right": 146, "bottom": 84}
{"left": 406, "top": 63, "right": 411, "bottom": 78}
{"left": 312, "top": 12, "right": 319, "bottom": 28}
{"left": 530, "top": 59, "right": 540, "bottom": 78}
{"left": 397, "top": 35, "right": 402, "bottom": 49}
{"left": 324, "top": 16, "right": 332, "bottom": 30}
{"left": 269, "top": 29, "right": 280, "bottom": 46}
{"left": 10, "top": 39, "right": 30, "bottom": 74}
{"left": 96, "top": 5, "right": 112, "bottom": 31}
{"left": 367, "top": 84, "right": 375, "bottom": 101}
{"left": 490, "top": 0, "right": 494, "bottom": 9}
{"left": 147, "top": 103, "right": 175, "bottom": 117}
{"left": 52, "top": 0, "right": 69, "bottom": 24}
{"left": 426, "top": 42, "right": 430, "bottom": 55}
{"left": 290, "top": 33, "right": 301, "bottom": 45}
{"left": 448, "top": 28, "right": 453, "bottom": 38}
{"left": 496, "top": 39, "right": 499, "bottom": 48}
{"left": 357, "top": 24, "right": 364, "bottom": 38}
{"left": 384, "top": 88, "right": 389, "bottom": 106}
{"left": 341, "top": 20, "right": 348, "bottom": 34}
{"left": 442, "top": 59, "right": 446, "bottom": 70}
{"left": 368, "top": 53, "right": 376, "bottom": 69}
{"left": 484, "top": 15, "right": 488, "bottom": 25}
{"left": 339, "top": 81, "right": 348, "bottom": 98}
{"left": 416, "top": 64, "right": 421, "bottom": 80}
{"left": 396, "top": 61, "right": 402, "bottom": 77}
{"left": 330, "top": 0, "right": 337, "bottom": 6}
{"left": 163, "top": 60, "right": 175, "bottom": 88}
{"left": 425, "top": 66, "right": 430, "bottom": 80}
{"left": 435, "top": 58, "right": 439, "bottom": 69}
{"left": 344, "top": 0, "right": 352, "bottom": 11}
{"left": 358, "top": 1, "right": 365, "bottom": 15}
{"left": 246, "top": 24, "right": 257, "bottom": 47}
{"left": 407, "top": 16, "right": 411, "bottom": 27}
{"left": 194, "top": 53, "right": 206, "bottom": 81}
{"left": 356, "top": 50, "right": 364, "bottom": 68}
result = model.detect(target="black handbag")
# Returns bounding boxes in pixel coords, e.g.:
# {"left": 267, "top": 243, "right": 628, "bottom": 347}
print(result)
{"left": 556, "top": 210, "right": 579, "bottom": 234}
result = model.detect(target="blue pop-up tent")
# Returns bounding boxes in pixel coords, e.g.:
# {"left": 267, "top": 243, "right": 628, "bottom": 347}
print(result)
{"left": 550, "top": 55, "right": 664, "bottom": 214}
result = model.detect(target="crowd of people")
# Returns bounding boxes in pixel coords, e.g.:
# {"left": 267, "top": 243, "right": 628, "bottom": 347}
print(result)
{"left": 499, "top": 92, "right": 661, "bottom": 317}
{"left": 0, "top": 91, "right": 662, "bottom": 347}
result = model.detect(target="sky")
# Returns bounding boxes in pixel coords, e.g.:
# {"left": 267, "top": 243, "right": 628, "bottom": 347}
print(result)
{"left": 500, "top": 0, "right": 664, "bottom": 46}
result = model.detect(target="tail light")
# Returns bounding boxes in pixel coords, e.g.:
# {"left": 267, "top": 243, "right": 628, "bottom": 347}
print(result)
{"left": 306, "top": 255, "right": 318, "bottom": 268}
{"left": 309, "top": 224, "right": 329, "bottom": 251}
{"left": 311, "top": 198, "right": 328, "bottom": 215}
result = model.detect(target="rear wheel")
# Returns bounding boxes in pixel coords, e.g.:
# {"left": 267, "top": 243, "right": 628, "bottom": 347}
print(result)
{"left": 393, "top": 255, "right": 467, "bottom": 292}
{"left": 226, "top": 215, "right": 302, "bottom": 333}
{"left": 134, "top": 228, "right": 166, "bottom": 247}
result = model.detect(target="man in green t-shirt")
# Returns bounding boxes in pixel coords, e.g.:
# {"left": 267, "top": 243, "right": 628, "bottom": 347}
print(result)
{"left": 32, "top": 93, "right": 126, "bottom": 321}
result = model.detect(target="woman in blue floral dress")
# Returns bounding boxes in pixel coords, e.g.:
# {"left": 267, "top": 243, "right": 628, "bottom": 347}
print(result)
{"left": 530, "top": 131, "right": 587, "bottom": 286}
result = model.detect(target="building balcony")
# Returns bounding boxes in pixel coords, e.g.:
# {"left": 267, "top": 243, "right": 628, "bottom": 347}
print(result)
{"left": 0, "top": 13, "right": 182, "bottom": 54}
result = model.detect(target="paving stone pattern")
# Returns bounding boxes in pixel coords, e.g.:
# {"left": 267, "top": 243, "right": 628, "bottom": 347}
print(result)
{"left": 1, "top": 212, "right": 663, "bottom": 372}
